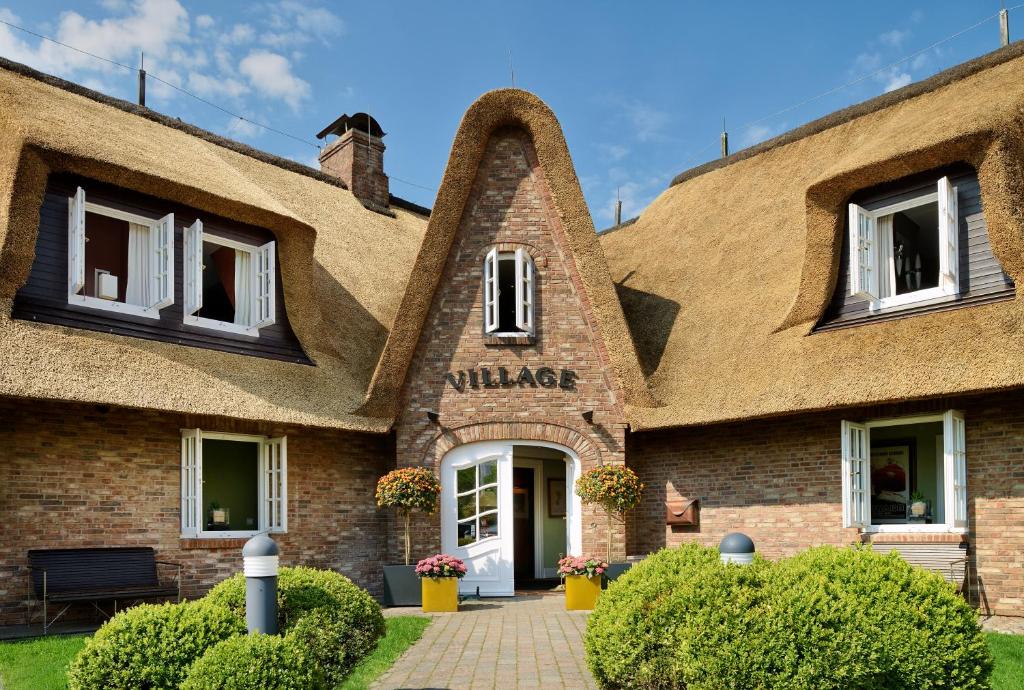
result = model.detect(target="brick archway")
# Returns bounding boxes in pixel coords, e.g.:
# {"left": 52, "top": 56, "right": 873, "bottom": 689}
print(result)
{"left": 414, "top": 420, "right": 605, "bottom": 470}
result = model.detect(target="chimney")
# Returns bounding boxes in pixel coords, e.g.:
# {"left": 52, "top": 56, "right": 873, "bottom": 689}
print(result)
{"left": 316, "top": 113, "right": 389, "bottom": 211}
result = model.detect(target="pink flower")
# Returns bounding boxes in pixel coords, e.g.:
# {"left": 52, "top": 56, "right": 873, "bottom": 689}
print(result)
{"left": 596, "top": 567, "right": 605, "bottom": 574}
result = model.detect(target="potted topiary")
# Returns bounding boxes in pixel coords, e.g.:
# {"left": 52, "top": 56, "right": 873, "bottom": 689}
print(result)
{"left": 376, "top": 467, "right": 441, "bottom": 606}
{"left": 416, "top": 554, "right": 467, "bottom": 613}
{"left": 558, "top": 555, "right": 608, "bottom": 610}
{"left": 575, "top": 464, "right": 644, "bottom": 585}
{"left": 909, "top": 490, "right": 929, "bottom": 520}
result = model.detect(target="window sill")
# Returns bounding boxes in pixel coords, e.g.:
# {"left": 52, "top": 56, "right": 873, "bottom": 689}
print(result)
{"left": 180, "top": 537, "right": 250, "bottom": 550}
{"left": 867, "top": 287, "right": 956, "bottom": 314}
{"left": 184, "top": 314, "right": 260, "bottom": 337}
{"left": 484, "top": 333, "right": 535, "bottom": 346}
{"left": 861, "top": 532, "right": 968, "bottom": 544}
{"left": 69, "top": 294, "right": 162, "bottom": 320}
{"left": 860, "top": 525, "right": 966, "bottom": 536}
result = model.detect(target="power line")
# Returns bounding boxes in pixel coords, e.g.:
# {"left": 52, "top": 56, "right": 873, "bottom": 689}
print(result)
{"left": 681, "top": 6, "right": 1020, "bottom": 169}
{"left": 0, "top": 16, "right": 317, "bottom": 150}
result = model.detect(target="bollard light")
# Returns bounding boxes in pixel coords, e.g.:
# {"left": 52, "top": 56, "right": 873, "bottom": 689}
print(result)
{"left": 719, "top": 532, "right": 755, "bottom": 565}
{"left": 242, "top": 533, "right": 279, "bottom": 635}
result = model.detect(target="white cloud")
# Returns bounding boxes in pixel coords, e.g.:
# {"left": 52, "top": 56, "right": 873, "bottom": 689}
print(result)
{"left": 741, "top": 121, "right": 787, "bottom": 147}
{"left": 598, "top": 144, "right": 630, "bottom": 162}
{"left": 622, "top": 100, "right": 670, "bottom": 142}
{"left": 878, "top": 29, "right": 908, "bottom": 49}
{"left": 195, "top": 14, "right": 214, "bottom": 30}
{"left": 238, "top": 49, "right": 310, "bottom": 110}
{"left": 259, "top": 0, "right": 343, "bottom": 47}
{"left": 883, "top": 71, "right": 912, "bottom": 92}
{"left": 226, "top": 116, "right": 263, "bottom": 139}
{"left": 188, "top": 71, "right": 248, "bottom": 99}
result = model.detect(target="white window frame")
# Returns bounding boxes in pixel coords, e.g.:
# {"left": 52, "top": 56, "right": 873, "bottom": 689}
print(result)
{"left": 182, "top": 233, "right": 277, "bottom": 336}
{"left": 847, "top": 177, "right": 959, "bottom": 313}
{"left": 483, "top": 248, "right": 535, "bottom": 337}
{"left": 180, "top": 429, "right": 288, "bottom": 539}
{"left": 841, "top": 412, "right": 967, "bottom": 534}
{"left": 67, "top": 189, "right": 174, "bottom": 320}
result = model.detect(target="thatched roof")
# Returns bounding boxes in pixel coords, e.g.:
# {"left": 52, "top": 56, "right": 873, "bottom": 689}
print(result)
{"left": 601, "top": 42, "right": 1024, "bottom": 430}
{"left": 0, "top": 59, "right": 427, "bottom": 432}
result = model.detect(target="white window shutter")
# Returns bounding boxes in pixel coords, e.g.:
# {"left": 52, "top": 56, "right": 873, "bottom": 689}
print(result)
{"left": 263, "top": 437, "right": 287, "bottom": 533}
{"left": 514, "top": 248, "right": 534, "bottom": 333}
{"left": 184, "top": 220, "right": 203, "bottom": 316}
{"left": 252, "top": 241, "right": 276, "bottom": 329}
{"left": 149, "top": 213, "right": 174, "bottom": 310}
{"left": 180, "top": 429, "right": 202, "bottom": 537}
{"left": 937, "top": 177, "right": 959, "bottom": 294}
{"left": 943, "top": 410, "right": 968, "bottom": 530}
{"left": 483, "top": 247, "right": 499, "bottom": 333}
{"left": 848, "top": 203, "right": 878, "bottom": 301}
{"left": 68, "top": 187, "right": 86, "bottom": 295}
{"left": 841, "top": 421, "right": 870, "bottom": 528}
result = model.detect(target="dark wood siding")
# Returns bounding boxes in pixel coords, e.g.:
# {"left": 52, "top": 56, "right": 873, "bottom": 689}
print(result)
{"left": 12, "top": 174, "right": 311, "bottom": 364}
{"left": 816, "top": 164, "right": 1014, "bottom": 331}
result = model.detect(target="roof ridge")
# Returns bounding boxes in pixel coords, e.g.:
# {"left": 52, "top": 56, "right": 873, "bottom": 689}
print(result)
{"left": 669, "top": 40, "right": 1024, "bottom": 188}
{"left": 0, "top": 55, "right": 431, "bottom": 216}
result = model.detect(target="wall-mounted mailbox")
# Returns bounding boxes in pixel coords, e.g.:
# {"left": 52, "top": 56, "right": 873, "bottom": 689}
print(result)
{"left": 666, "top": 498, "right": 699, "bottom": 526}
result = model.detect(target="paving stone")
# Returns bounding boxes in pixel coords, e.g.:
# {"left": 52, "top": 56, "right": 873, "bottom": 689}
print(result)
{"left": 372, "top": 594, "right": 596, "bottom": 689}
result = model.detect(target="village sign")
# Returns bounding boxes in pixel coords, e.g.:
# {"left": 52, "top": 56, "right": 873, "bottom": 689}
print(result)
{"left": 445, "top": 366, "right": 577, "bottom": 392}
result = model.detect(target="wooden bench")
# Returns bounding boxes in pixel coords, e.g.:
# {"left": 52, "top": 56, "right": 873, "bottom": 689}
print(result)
{"left": 27, "top": 547, "right": 181, "bottom": 633}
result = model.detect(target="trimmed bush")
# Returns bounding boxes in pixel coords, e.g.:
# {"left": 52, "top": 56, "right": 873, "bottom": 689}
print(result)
{"left": 67, "top": 600, "right": 245, "bottom": 690}
{"left": 286, "top": 607, "right": 381, "bottom": 687}
{"left": 584, "top": 544, "right": 992, "bottom": 690}
{"left": 204, "top": 565, "right": 384, "bottom": 662}
{"left": 182, "top": 633, "right": 323, "bottom": 690}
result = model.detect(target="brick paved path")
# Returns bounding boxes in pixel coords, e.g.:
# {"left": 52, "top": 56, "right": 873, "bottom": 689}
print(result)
{"left": 375, "top": 594, "right": 597, "bottom": 690}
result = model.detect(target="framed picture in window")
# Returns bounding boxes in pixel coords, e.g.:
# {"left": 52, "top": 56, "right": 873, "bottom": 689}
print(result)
{"left": 548, "top": 478, "right": 566, "bottom": 518}
{"left": 870, "top": 439, "right": 916, "bottom": 524}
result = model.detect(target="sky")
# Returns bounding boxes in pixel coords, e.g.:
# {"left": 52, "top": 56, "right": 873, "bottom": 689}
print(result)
{"left": 0, "top": 1, "right": 1015, "bottom": 226}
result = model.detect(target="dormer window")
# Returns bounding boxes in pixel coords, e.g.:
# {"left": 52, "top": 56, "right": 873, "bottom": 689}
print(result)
{"left": 67, "top": 186, "right": 174, "bottom": 318}
{"left": 483, "top": 247, "right": 534, "bottom": 336}
{"left": 183, "top": 220, "right": 276, "bottom": 336}
{"left": 848, "top": 176, "right": 958, "bottom": 310}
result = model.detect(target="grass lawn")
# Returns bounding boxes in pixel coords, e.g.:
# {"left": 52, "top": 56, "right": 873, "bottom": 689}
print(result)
{"left": 0, "top": 615, "right": 429, "bottom": 690}
{"left": 988, "top": 632, "right": 1024, "bottom": 690}
{"left": 0, "top": 634, "right": 86, "bottom": 690}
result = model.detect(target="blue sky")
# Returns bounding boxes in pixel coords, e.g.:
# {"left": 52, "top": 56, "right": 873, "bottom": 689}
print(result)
{"left": 0, "top": 1, "right": 1014, "bottom": 225}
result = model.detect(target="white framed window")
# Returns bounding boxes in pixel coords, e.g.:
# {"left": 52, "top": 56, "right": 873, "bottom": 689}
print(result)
{"left": 180, "top": 429, "right": 287, "bottom": 538}
{"left": 841, "top": 411, "right": 967, "bottom": 533}
{"left": 183, "top": 221, "right": 276, "bottom": 336}
{"left": 848, "top": 176, "right": 959, "bottom": 311}
{"left": 455, "top": 458, "right": 500, "bottom": 546}
{"left": 67, "top": 186, "right": 173, "bottom": 318}
{"left": 483, "top": 247, "right": 535, "bottom": 336}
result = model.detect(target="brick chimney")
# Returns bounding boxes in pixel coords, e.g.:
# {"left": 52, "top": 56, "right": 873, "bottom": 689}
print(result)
{"left": 316, "top": 113, "right": 389, "bottom": 211}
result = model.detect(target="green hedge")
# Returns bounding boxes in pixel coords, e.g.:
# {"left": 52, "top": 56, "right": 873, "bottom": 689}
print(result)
{"left": 66, "top": 600, "right": 245, "bottom": 690}
{"left": 204, "top": 566, "right": 385, "bottom": 686}
{"left": 585, "top": 544, "right": 992, "bottom": 690}
{"left": 182, "top": 634, "right": 322, "bottom": 690}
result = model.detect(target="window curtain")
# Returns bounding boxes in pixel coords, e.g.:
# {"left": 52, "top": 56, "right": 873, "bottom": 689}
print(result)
{"left": 234, "top": 250, "right": 252, "bottom": 326}
{"left": 125, "top": 222, "right": 150, "bottom": 306}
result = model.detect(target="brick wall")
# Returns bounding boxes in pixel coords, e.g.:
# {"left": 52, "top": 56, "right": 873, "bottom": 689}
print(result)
{"left": 0, "top": 397, "right": 391, "bottom": 626}
{"left": 627, "top": 391, "right": 1024, "bottom": 617}
{"left": 394, "top": 127, "right": 627, "bottom": 561}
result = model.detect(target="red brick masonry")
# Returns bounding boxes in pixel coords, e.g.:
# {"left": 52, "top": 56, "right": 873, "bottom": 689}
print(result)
{"left": 627, "top": 391, "right": 1024, "bottom": 617}
{"left": 0, "top": 397, "right": 390, "bottom": 626}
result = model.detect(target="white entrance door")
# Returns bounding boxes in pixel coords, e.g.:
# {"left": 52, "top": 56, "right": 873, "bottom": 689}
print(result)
{"left": 441, "top": 442, "right": 514, "bottom": 596}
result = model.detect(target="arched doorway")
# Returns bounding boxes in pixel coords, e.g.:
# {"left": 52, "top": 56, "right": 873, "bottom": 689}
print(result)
{"left": 439, "top": 440, "right": 582, "bottom": 596}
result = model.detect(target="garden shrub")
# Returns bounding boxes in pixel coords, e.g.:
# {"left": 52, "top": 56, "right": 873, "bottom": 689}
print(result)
{"left": 181, "top": 633, "right": 323, "bottom": 690}
{"left": 67, "top": 599, "right": 245, "bottom": 690}
{"left": 204, "top": 565, "right": 385, "bottom": 674}
{"left": 286, "top": 607, "right": 380, "bottom": 687}
{"left": 584, "top": 544, "right": 993, "bottom": 690}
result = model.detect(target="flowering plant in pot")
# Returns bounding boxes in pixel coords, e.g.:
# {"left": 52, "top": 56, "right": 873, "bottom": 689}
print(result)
{"left": 559, "top": 555, "right": 609, "bottom": 610}
{"left": 416, "top": 554, "right": 467, "bottom": 613}
{"left": 575, "top": 464, "right": 644, "bottom": 584}
{"left": 376, "top": 467, "right": 442, "bottom": 606}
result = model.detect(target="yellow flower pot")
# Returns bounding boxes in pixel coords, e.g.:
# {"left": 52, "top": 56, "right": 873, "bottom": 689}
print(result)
{"left": 421, "top": 577, "right": 459, "bottom": 613}
{"left": 565, "top": 574, "right": 601, "bottom": 610}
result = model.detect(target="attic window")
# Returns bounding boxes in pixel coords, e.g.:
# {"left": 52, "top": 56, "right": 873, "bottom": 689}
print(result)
{"left": 183, "top": 220, "right": 276, "bottom": 336}
{"left": 483, "top": 247, "right": 534, "bottom": 336}
{"left": 848, "top": 176, "right": 959, "bottom": 310}
{"left": 66, "top": 186, "right": 173, "bottom": 318}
